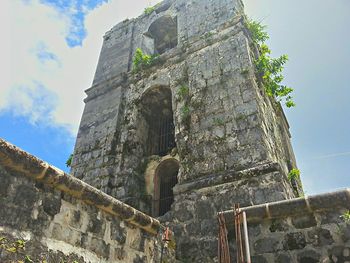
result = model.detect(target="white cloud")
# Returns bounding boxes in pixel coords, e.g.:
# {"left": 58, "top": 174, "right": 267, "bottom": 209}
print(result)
{"left": 1, "top": 0, "right": 159, "bottom": 135}
{"left": 313, "top": 151, "right": 350, "bottom": 160}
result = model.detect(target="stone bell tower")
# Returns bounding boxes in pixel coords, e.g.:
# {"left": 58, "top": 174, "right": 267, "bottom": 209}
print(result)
{"left": 71, "top": 0, "right": 300, "bottom": 260}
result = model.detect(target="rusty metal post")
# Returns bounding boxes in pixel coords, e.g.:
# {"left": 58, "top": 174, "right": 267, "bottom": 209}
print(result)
{"left": 217, "top": 212, "right": 231, "bottom": 263}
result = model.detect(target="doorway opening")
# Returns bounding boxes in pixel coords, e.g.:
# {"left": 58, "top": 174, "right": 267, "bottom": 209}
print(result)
{"left": 140, "top": 86, "right": 176, "bottom": 157}
{"left": 154, "top": 159, "right": 179, "bottom": 216}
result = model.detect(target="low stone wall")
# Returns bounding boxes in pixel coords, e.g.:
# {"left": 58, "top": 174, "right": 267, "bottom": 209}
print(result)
{"left": 164, "top": 162, "right": 296, "bottom": 262}
{"left": 222, "top": 189, "right": 350, "bottom": 262}
{"left": 0, "top": 139, "right": 175, "bottom": 263}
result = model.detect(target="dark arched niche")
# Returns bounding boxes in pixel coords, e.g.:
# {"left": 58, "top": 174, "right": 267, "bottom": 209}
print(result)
{"left": 146, "top": 15, "right": 178, "bottom": 54}
{"left": 154, "top": 158, "right": 179, "bottom": 216}
{"left": 140, "top": 86, "right": 176, "bottom": 157}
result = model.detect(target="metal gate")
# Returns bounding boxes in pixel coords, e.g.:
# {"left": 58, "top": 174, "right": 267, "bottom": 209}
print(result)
{"left": 147, "top": 116, "right": 176, "bottom": 156}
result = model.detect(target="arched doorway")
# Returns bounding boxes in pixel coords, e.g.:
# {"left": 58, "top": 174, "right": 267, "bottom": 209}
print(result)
{"left": 154, "top": 159, "right": 179, "bottom": 216}
{"left": 140, "top": 86, "right": 176, "bottom": 157}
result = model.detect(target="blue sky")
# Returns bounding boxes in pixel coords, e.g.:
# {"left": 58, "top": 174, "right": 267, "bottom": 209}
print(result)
{"left": 1, "top": 0, "right": 349, "bottom": 195}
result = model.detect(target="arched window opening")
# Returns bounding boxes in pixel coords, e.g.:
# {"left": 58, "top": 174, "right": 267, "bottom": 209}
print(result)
{"left": 140, "top": 87, "right": 176, "bottom": 157}
{"left": 154, "top": 159, "right": 179, "bottom": 216}
{"left": 146, "top": 15, "right": 178, "bottom": 55}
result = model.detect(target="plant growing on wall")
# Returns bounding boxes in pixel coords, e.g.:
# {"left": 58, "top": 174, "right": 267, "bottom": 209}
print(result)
{"left": 288, "top": 168, "right": 300, "bottom": 181}
{"left": 288, "top": 168, "right": 304, "bottom": 197}
{"left": 176, "top": 84, "right": 191, "bottom": 127}
{"left": 144, "top": 2, "right": 161, "bottom": 15}
{"left": 213, "top": 117, "right": 225, "bottom": 126}
{"left": 144, "top": 6, "right": 155, "bottom": 15}
{"left": 246, "top": 18, "right": 295, "bottom": 108}
{"left": 181, "top": 105, "right": 190, "bottom": 120}
{"left": 246, "top": 19, "right": 269, "bottom": 44}
{"left": 341, "top": 210, "right": 350, "bottom": 223}
{"left": 66, "top": 154, "right": 73, "bottom": 167}
{"left": 177, "top": 84, "right": 190, "bottom": 100}
{"left": 132, "top": 48, "right": 159, "bottom": 73}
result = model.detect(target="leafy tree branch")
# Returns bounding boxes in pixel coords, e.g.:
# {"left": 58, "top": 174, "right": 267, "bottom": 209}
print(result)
{"left": 246, "top": 19, "right": 295, "bottom": 108}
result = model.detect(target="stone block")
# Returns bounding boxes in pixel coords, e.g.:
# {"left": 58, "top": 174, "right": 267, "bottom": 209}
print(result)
{"left": 275, "top": 252, "right": 293, "bottom": 263}
{"left": 111, "top": 220, "right": 127, "bottom": 244}
{"left": 82, "top": 235, "right": 110, "bottom": 259}
{"left": 126, "top": 228, "right": 144, "bottom": 252}
{"left": 283, "top": 232, "right": 306, "bottom": 250}
{"left": 13, "top": 184, "right": 38, "bottom": 208}
{"left": 307, "top": 228, "right": 334, "bottom": 247}
{"left": 318, "top": 210, "right": 346, "bottom": 225}
{"left": 269, "top": 198, "right": 309, "bottom": 218}
{"left": 0, "top": 168, "right": 10, "bottom": 197}
{"left": 297, "top": 249, "right": 321, "bottom": 263}
{"left": 269, "top": 218, "right": 290, "bottom": 232}
{"left": 308, "top": 190, "right": 350, "bottom": 211}
{"left": 254, "top": 237, "right": 281, "bottom": 254}
{"left": 87, "top": 215, "right": 105, "bottom": 236}
{"left": 251, "top": 255, "right": 268, "bottom": 263}
{"left": 42, "top": 193, "right": 62, "bottom": 217}
{"left": 292, "top": 214, "right": 317, "bottom": 229}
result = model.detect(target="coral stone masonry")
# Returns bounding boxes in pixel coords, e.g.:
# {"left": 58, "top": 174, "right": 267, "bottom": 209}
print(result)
{"left": 1, "top": 0, "right": 349, "bottom": 262}
{"left": 0, "top": 139, "right": 175, "bottom": 262}
{"left": 70, "top": 0, "right": 300, "bottom": 260}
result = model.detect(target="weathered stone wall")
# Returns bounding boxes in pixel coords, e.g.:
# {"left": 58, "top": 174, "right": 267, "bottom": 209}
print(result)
{"left": 71, "top": 0, "right": 303, "bottom": 261}
{"left": 222, "top": 189, "right": 350, "bottom": 262}
{"left": 72, "top": 12, "right": 299, "bottom": 209}
{"left": 73, "top": 75, "right": 127, "bottom": 192}
{"left": 0, "top": 139, "right": 175, "bottom": 263}
{"left": 163, "top": 162, "right": 295, "bottom": 262}
{"left": 92, "top": 0, "right": 244, "bottom": 86}
{"left": 72, "top": 0, "right": 251, "bottom": 201}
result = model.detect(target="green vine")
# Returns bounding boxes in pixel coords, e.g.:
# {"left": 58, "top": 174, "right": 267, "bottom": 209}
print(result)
{"left": 66, "top": 154, "right": 73, "bottom": 167}
{"left": 246, "top": 19, "right": 269, "bottom": 44}
{"left": 341, "top": 210, "right": 350, "bottom": 223}
{"left": 246, "top": 18, "right": 295, "bottom": 108}
{"left": 181, "top": 105, "right": 190, "bottom": 120}
{"left": 132, "top": 48, "right": 159, "bottom": 73}
{"left": 177, "top": 85, "right": 190, "bottom": 100}
{"left": 144, "top": 2, "right": 162, "bottom": 15}
{"left": 288, "top": 168, "right": 300, "bottom": 181}
{"left": 288, "top": 168, "right": 303, "bottom": 197}
{"left": 144, "top": 6, "right": 155, "bottom": 15}
{"left": 213, "top": 117, "right": 225, "bottom": 126}
{"left": 176, "top": 84, "right": 191, "bottom": 127}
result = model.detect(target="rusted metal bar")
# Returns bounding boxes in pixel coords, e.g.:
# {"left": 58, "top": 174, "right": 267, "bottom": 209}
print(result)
{"left": 234, "top": 204, "right": 243, "bottom": 263}
{"left": 218, "top": 212, "right": 231, "bottom": 263}
{"left": 147, "top": 116, "right": 176, "bottom": 156}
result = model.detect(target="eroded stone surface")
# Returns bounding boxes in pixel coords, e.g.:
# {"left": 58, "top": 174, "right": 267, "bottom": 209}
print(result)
{"left": 222, "top": 190, "right": 350, "bottom": 262}
{"left": 2, "top": 0, "right": 349, "bottom": 261}
{"left": 0, "top": 159, "right": 175, "bottom": 262}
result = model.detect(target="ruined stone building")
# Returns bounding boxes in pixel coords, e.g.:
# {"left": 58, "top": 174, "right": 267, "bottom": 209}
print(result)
{"left": 0, "top": 0, "right": 349, "bottom": 262}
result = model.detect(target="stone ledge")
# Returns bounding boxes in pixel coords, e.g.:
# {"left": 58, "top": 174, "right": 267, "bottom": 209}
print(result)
{"left": 173, "top": 161, "right": 280, "bottom": 194}
{"left": 0, "top": 139, "right": 162, "bottom": 235}
{"left": 221, "top": 188, "right": 350, "bottom": 224}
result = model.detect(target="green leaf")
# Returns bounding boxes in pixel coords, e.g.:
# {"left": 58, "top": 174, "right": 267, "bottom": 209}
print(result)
{"left": 132, "top": 48, "right": 159, "bottom": 73}
{"left": 6, "top": 247, "right": 17, "bottom": 253}
{"left": 66, "top": 154, "right": 73, "bottom": 167}
{"left": 246, "top": 19, "right": 269, "bottom": 44}
{"left": 24, "top": 255, "right": 34, "bottom": 263}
